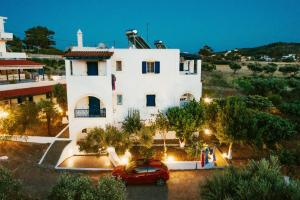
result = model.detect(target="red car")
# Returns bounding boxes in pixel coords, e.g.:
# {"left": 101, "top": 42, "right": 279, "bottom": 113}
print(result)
{"left": 112, "top": 159, "right": 169, "bottom": 185}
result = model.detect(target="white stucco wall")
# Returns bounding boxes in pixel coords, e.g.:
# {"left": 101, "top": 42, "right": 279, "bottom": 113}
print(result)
{"left": 66, "top": 48, "right": 202, "bottom": 141}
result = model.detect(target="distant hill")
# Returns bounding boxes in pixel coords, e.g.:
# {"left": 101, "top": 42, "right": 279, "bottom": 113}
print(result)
{"left": 238, "top": 42, "right": 300, "bottom": 58}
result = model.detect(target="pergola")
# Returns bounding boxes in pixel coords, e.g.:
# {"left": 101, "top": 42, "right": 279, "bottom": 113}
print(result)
{"left": 0, "top": 60, "right": 45, "bottom": 82}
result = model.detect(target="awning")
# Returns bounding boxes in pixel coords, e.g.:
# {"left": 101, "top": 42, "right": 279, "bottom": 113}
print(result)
{"left": 0, "top": 60, "right": 44, "bottom": 70}
{"left": 64, "top": 51, "right": 114, "bottom": 60}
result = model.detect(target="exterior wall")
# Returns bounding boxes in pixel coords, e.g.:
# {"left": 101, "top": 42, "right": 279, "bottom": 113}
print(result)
{"left": 66, "top": 48, "right": 202, "bottom": 141}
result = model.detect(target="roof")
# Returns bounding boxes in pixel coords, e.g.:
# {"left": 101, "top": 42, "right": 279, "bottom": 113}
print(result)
{"left": 180, "top": 53, "right": 200, "bottom": 60}
{"left": 0, "top": 60, "right": 44, "bottom": 70}
{"left": 64, "top": 51, "right": 114, "bottom": 60}
{"left": 0, "top": 84, "right": 66, "bottom": 100}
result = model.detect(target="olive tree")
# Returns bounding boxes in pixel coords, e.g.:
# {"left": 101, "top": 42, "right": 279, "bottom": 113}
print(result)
{"left": 200, "top": 157, "right": 300, "bottom": 200}
{"left": 166, "top": 100, "right": 205, "bottom": 147}
{"left": 229, "top": 62, "right": 242, "bottom": 74}
{"left": 153, "top": 111, "right": 169, "bottom": 155}
{"left": 38, "top": 100, "right": 59, "bottom": 136}
{"left": 247, "top": 62, "right": 263, "bottom": 75}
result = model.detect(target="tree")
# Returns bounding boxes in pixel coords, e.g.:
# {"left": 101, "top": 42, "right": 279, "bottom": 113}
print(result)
{"left": 247, "top": 62, "right": 264, "bottom": 75}
{"left": 215, "top": 96, "right": 255, "bottom": 159}
{"left": 122, "top": 110, "right": 142, "bottom": 135}
{"left": 199, "top": 45, "right": 214, "bottom": 58}
{"left": 23, "top": 26, "right": 55, "bottom": 50}
{"left": 6, "top": 35, "right": 23, "bottom": 52}
{"left": 263, "top": 63, "right": 278, "bottom": 76}
{"left": 15, "top": 102, "right": 39, "bottom": 134}
{"left": 38, "top": 100, "right": 59, "bottom": 136}
{"left": 200, "top": 157, "right": 300, "bottom": 200}
{"left": 96, "top": 176, "right": 127, "bottom": 200}
{"left": 0, "top": 167, "right": 24, "bottom": 200}
{"left": 78, "top": 126, "right": 131, "bottom": 155}
{"left": 153, "top": 111, "right": 169, "bottom": 155}
{"left": 48, "top": 174, "right": 95, "bottom": 200}
{"left": 250, "top": 112, "right": 296, "bottom": 149}
{"left": 201, "top": 63, "right": 216, "bottom": 72}
{"left": 241, "top": 95, "right": 273, "bottom": 111}
{"left": 166, "top": 101, "right": 205, "bottom": 146}
{"left": 229, "top": 62, "right": 241, "bottom": 74}
{"left": 279, "top": 65, "right": 300, "bottom": 77}
{"left": 52, "top": 84, "right": 67, "bottom": 112}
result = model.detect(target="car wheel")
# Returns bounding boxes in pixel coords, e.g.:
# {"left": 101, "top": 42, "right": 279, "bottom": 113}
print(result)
{"left": 156, "top": 178, "right": 165, "bottom": 186}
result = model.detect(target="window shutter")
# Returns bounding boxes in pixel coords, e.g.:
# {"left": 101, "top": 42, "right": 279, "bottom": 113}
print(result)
{"left": 179, "top": 63, "right": 184, "bottom": 71}
{"left": 142, "top": 61, "right": 147, "bottom": 74}
{"left": 154, "top": 61, "right": 160, "bottom": 74}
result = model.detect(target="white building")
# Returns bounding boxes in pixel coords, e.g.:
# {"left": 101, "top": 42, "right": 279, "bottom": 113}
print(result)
{"left": 65, "top": 30, "right": 202, "bottom": 141}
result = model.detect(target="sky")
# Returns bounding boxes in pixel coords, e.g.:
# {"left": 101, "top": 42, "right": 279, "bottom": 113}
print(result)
{"left": 1, "top": 0, "right": 300, "bottom": 52}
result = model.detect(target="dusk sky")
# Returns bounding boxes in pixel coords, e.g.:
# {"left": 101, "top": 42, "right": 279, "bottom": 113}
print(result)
{"left": 1, "top": 0, "right": 300, "bottom": 52}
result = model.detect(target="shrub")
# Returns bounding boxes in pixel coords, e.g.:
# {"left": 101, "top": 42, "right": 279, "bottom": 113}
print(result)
{"left": 229, "top": 62, "right": 241, "bottom": 74}
{"left": 48, "top": 174, "right": 126, "bottom": 200}
{"left": 48, "top": 174, "right": 94, "bottom": 200}
{"left": 247, "top": 62, "right": 264, "bottom": 75}
{"left": 96, "top": 176, "right": 127, "bottom": 200}
{"left": 202, "top": 63, "right": 216, "bottom": 72}
{"left": 279, "top": 65, "right": 300, "bottom": 76}
{"left": 122, "top": 110, "right": 142, "bottom": 134}
{"left": 0, "top": 167, "right": 24, "bottom": 200}
{"left": 200, "top": 157, "right": 300, "bottom": 200}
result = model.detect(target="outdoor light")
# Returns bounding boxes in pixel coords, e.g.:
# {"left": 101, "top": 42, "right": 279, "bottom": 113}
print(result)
{"left": 55, "top": 104, "right": 63, "bottom": 114}
{"left": 0, "top": 110, "right": 8, "bottom": 119}
{"left": 120, "top": 156, "right": 129, "bottom": 165}
{"left": 222, "top": 153, "right": 228, "bottom": 159}
{"left": 203, "top": 97, "right": 212, "bottom": 104}
{"left": 204, "top": 128, "right": 212, "bottom": 136}
{"left": 166, "top": 155, "right": 175, "bottom": 162}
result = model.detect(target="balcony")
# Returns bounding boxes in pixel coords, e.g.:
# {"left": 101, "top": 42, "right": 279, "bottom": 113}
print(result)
{"left": 74, "top": 108, "right": 106, "bottom": 118}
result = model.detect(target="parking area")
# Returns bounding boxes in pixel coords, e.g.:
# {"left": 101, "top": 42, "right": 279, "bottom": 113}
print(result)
{"left": 0, "top": 141, "right": 219, "bottom": 199}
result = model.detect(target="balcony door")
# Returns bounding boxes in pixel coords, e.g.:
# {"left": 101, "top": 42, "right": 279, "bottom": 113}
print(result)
{"left": 89, "top": 96, "right": 100, "bottom": 116}
{"left": 87, "top": 62, "right": 98, "bottom": 76}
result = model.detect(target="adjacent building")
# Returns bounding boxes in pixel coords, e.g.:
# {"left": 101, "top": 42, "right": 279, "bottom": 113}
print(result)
{"left": 0, "top": 16, "right": 65, "bottom": 106}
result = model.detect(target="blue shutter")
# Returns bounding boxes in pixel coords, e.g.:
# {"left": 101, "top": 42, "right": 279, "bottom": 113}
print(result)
{"left": 154, "top": 61, "right": 160, "bottom": 74}
{"left": 142, "top": 61, "right": 147, "bottom": 74}
{"left": 146, "top": 95, "right": 156, "bottom": 107}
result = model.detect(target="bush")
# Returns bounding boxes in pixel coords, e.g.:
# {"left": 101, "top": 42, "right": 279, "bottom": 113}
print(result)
{"left": 96, "top": 176, "right": 127, "bottom": 200}
{"left": 200, "top": 157, "right": 300, "bottom": 200}
{"left": 48, "top": 174, "right": 126, "bottom": 200}
{"left": 202, "top": 63, "right": 216, "bottom": 72}
{"left": 247, "top": 62, "right": 264, "bottom": 74}
{"left": 48, "top": 174, "right": 94, "bottom": 200}
{"left": 279, "top": 65, "right": 300, "bottom": 76}
{"left": 229, "top": 62, "right": 241, "bottom": 74}
{"left": 0, "top": 167, "right": 24, "bottom": 200}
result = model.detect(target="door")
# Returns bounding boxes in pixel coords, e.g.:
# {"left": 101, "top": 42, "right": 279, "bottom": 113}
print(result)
{"left": 88, "top": 96, "right": 100, "bottom": 117}
{"left": 87, "top": 62, "right": 98, "bottom": 75}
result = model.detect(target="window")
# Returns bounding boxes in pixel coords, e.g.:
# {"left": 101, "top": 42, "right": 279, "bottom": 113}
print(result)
{"left": 179, "top": 63, "right": 184, "bottom": 71}
{"left": 147, "top": 167, "right": 159, "bottom": 173}
{"left": 147, "top": 62, "right": 155, "bottom": 73}
{"left": 87, "top": 62, "right": 99, "bottom": 76}
{"left": 117, "top": 94, "right": 123, "bottom": 105}
{"left": 134, "top": 167, "right": 148, "bottom": 174}
{"left": 70, "top": 61, "right": 73, "bottom": 75}
{"left": 28, "top": 96, "right": 33, "bottom": 102}
{"left": 116, "top": 61, "right": 122, "bottom": 71}
{"left": 17, "top": 97, "right": 23, "bottom": 104}
{"left": 142, "top": 61, "right": 160, "bottom": 74}
{"left": 146, "top": 95, "right": 156, "bottom": 107}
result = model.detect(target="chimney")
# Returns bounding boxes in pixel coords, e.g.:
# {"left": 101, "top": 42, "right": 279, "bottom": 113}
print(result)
{"left": 77, "top": 29, "right": 83, "bottom": 47}
{"left": 0, "top": 16, "right": 7, "bottom": 33}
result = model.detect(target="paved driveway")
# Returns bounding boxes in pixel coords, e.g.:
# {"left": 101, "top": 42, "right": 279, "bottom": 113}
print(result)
{"left": 126, "top": 170, "right": 217, "bottom": 200}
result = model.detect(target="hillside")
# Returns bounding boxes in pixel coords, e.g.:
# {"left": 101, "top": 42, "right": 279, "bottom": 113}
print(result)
{"left": 238, "top": 42, "right": 300, "bottom": 58}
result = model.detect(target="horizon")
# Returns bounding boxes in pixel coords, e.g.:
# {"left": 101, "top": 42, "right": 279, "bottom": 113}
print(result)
{"left": 1, "top": 0, "right": 300, "bottom": 53}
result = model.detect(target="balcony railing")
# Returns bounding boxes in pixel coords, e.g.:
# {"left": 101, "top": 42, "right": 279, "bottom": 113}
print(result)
{"left": 74, "top": 108, "right": 106, "bottom": 118}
